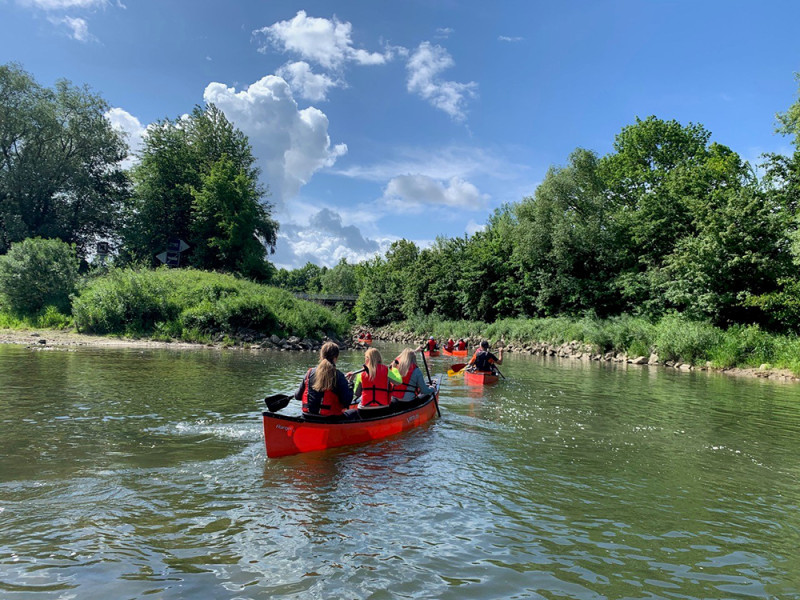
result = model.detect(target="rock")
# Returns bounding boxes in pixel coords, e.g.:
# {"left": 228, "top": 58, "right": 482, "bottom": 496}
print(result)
{"left": 679, "top": 364, "right": 692, "bottom": 371}
{"left": 759, "top": 363, "right": 770, "bottom": 371}
{"left": 630, "top": 356, "right": 648, "bottom": 365}
{"left": 30, "top": 332, "right": 40, "bottom": 337}
{"left": 270, "top": 334, "right": 281, "bottom": 344}
{"left": 648, "top": 354, "right": 659, "bottom": 365}
{"left": 38, "top": 339, "right": 47, "bottom": 345}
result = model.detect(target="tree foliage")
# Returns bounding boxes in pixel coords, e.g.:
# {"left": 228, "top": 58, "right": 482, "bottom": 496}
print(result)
{"left": 0, "top": 63, "right": 128, "bottom": 255}
{"left": 120, "top": 104, "right": 277, "bottom": 279}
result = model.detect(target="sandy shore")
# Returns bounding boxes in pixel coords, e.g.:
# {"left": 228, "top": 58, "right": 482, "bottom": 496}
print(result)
{"left": 0, "top": 328, "right": 207, "bottom": 350}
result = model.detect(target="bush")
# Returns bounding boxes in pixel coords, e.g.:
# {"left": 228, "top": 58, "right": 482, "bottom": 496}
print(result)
{"left": 0, "top": 238, "right": 79, "bottom": 314}
{"left": 72, "top": 267, "right": 350, "bottom": 341}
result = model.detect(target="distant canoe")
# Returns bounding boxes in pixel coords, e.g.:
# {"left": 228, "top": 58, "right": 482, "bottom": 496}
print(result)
{"left": 464, "top": 370, "right": 499, "bottom": 385}
{"left": 442, "top": 348, "right": 467, "bottom": 357}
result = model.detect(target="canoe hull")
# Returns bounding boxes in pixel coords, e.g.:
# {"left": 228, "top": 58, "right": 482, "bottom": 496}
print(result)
{"left": 263, "top": 393, "right": 439, "bottom": 458}
{"left": 442, "top": 348, "right": 468, "bottom": 357}
{"left": 424, "top": 350, "right": 440, "bottom": 357}
{"left": 464, "top": 370, "right": 499, "bottom": 385}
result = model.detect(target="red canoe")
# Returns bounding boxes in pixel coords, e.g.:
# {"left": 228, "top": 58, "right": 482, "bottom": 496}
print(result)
{"left": 358, "top": 338, "right": 373, "bottom": 345}
{"left": 424, "top": 350, "right": 440, "bottom": 357}
{"left": 464, "top": 370, "right": 499, "bottom": 385}
{"left": 442, "top": 348, "right": 468, "bottom": 357}
{"left": 262, "top": 385, "right": 440, "bottom": 458}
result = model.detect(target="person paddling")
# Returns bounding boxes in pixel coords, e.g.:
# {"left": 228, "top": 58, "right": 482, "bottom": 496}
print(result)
{"left": 347, "top": 348, "right": 401, "bottom": 418}
{"left": 467, "top": 340, "right": 503, "bottom": 374}
{"left": 443, "top": 338, "right": 455, "bottom": 352}
{"left": 390, "top": 349, "right": 435, "bottom": 404}
{"left": 294, "top": 342, "right": 353, "bottom": 419}
{"left": 425, "top": 336, "right": 438, "bottom": 353}
{"left": 456, "top": 338, "right": 467, "bottom": 351}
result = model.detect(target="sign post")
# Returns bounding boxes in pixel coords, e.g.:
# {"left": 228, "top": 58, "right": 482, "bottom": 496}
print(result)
{"left": 156, "top": 238, "right": 190, "bottom": 267}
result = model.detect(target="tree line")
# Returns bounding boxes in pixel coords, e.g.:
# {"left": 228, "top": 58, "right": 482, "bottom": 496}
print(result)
{"left": 3, "top": 61, "right": 800, "bottom": 333}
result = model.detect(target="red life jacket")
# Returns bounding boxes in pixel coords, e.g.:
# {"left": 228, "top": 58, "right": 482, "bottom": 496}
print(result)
{"left": 427, "top": 339, "right": 437, "bottom": 351}
{"left": 391, "top": 364, "right": 418, "bottom": 399}
{"left": 444, "top": 340, "right": 455, "bottom": 351}
{"left": 301, "top": 368, "right": 344, "bottom": 416}
{"left": 456, "top": 340, "right": 467, "bottom": 350}
{"left": 359, "top": 364, "right": 393, "bottom": 408}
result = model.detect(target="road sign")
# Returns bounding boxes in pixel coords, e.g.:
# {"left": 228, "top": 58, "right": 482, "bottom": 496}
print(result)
{"left": 167, "top": 238, "right": 190, "bottom": 253}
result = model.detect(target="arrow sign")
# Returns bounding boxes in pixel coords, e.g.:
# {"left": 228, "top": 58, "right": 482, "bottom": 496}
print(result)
{"left": 167, "top": 238, "right": 190, "bottom": 253}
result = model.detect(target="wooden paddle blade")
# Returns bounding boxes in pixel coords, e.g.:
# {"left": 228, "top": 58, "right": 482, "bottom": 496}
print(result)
{"left": 264, "top": 394, "right": 292, "bottom": 412}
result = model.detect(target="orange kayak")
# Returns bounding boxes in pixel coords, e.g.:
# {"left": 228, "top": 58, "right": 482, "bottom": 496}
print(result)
{"left": 464, "top": 370, "right": 499, "bottom": 385}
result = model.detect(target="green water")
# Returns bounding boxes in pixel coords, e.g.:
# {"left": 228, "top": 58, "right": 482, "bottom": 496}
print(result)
{"left": 1, "top": 343, "right": 799, "bottom": 599}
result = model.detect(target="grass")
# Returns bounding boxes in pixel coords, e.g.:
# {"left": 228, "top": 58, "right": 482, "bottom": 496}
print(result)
{"left": 382, "top": 313, "right": 800, "bottom": 375}
{"left": 70, "top": 267, "right": 350, "bottom": 342}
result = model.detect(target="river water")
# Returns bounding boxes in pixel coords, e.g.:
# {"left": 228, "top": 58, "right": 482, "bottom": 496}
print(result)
{"left": 1, "top": 342, "right": 799, "bottom": 599}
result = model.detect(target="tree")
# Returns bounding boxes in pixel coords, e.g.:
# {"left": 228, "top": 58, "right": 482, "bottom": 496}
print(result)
{"left": 0, "top": 237, "right": 79, "bottom": 314}
{"left": 0, "top": 63, "right": 128, "bottom": 255}
{"left": 320, "top": 258, "right": 359, "bottom": 296}
{"left": 120, "top": 104, "right": 277, "bottom": 277}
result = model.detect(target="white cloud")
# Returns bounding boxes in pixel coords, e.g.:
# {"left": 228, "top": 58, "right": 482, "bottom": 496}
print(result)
{"left": 275, "top": 61, "right": 340, "bottom": 102}
{"left": 382, "top": 174, "right": 489, "bottom": 213}
{"left": 465, "top": 219, "right": 486, "bottom": 236}
{"left": 255, "top": 10, "right": 389, "bottom": 70}
{"left": 105, "top": 107, "right": 146, "bottom": 168}
{"left": 272, "top": 208, "right": 388, "bottom": 269}
{"left": 435, "top": 27, "right": 454, "bottom": 39}
{"left": 48, "top": 15, "right": 92, "bottom": 41}
{"left": 203, "top": 75, "right": 347, "bottom": 208}
{"left": 407, "top": 42, "right": 477, "bottom": 121}
{"left": 498, "top": 35, "right": 524, "bottom": 43}
{"left": 334, "top": 145, "right": 528, "bottom": 183}
{"left": 19, "top": 0, "right": 106, "bottom": 9}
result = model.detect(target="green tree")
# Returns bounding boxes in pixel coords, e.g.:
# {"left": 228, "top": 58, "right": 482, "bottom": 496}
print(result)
{"left": 120, "top": 104, "right": 277, "bottom": 276}
{"left": 320, "top": 258, "right": 359, "bottom": 295}
{"left": 0, "top": 237, "right": 79, "bottom": 314}
{"left": 0, "top": 63, "right": 128, "bottom": 255}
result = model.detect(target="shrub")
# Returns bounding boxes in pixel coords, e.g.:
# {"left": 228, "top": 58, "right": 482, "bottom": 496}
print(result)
{"left": 0, "top": 238, "right": 79, "bottom": 315}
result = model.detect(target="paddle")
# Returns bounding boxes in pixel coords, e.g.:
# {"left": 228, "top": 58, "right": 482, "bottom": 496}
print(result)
{"left": 447, "top": 362, "right": 468, "bottom": 376}
{"left": 493, "top": 365, "right": 507, "bottom": 380}
{"left": 264, "top": 393, "right": 291, "bottom": 413}
{"left": 418, "top": 350, "right": 440, "bottom": 417}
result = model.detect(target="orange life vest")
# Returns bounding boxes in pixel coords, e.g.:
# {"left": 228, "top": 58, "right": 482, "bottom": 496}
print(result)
{"left": 359, "top": 364, "right": 393, "bottom": 408}
{"left": 301, "top": 368, "right": 344, "bottom": 416}
{"left": 391, "top": 364, "right": 418, "bottom": 399}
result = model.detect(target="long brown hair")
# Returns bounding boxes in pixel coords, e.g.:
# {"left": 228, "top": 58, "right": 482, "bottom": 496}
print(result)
{"left": 395, "top": 348, "right": 417, "bottom": 378}
{"left": 363, "top": 348, "right": 382, "bottom": 379}
{"left": 312, "top": 342, "right": 339, "bottom": 392}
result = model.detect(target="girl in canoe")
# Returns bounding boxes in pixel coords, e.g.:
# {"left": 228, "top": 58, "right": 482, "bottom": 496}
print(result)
{"left": 347, "top": 348, "right": 402, "bottom": 418}
{"left": 294, "top": 342, "right": 353, "bottom": 419}
{"left": 390, "top": 349, "right": 435, "bottom": 405}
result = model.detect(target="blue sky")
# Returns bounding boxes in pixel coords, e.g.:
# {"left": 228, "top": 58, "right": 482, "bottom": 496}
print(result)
{"left": 2, "top": 0, "right": 800, "bottom": 268}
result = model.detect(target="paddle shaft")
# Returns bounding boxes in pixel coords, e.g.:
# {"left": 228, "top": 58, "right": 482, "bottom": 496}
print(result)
{"left": 419, "top": 350, "right": 440, "bottom": 417}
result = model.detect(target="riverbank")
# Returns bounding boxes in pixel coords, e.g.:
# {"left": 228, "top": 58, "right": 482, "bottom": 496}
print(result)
{"left": 370, "top": 319, "right": 800, "bottom": 384}
{"left": 0, "top": 327, "right": 347, "bottom": 352}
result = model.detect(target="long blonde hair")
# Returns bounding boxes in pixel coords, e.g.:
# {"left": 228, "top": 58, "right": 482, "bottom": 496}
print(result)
{"left": 395, "top": 348, "right": 417, "bottom": 378}
{"left": 312, "top": 342, "right": 339, "bottom": 392}
{"left": 363, "top": 348, "right": 382, "bottom": 379}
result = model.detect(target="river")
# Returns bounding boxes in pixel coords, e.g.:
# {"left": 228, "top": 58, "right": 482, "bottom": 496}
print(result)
{"left": 1, "top": 342, "right": 799, "bottom": 599}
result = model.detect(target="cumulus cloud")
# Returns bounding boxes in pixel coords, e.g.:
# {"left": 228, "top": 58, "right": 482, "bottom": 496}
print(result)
{"left": 48, "top": 16, "right": 92, "bottom": 42}
{"left": 382, "top": 174, "right": 489, "bottom": 213}
{"left": 204, "top": 75, "right": 347, "bottom": 208}
{"left": 498, "top": 35, "right": 524, "bottom": 42}
{"left": 407, "top": 42, "right": 477, "bottom": 121}
{"left": 105, "top": 107, "right": 146, "bottom": 168}
{"left": 254, "top": 10, "right": 389, "bottom": 70}
{"left": 276, "top": 61, "right": 341, "bottom": 102}
{"left": 272, "top": 208, "right": 387, "bottom": 268}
